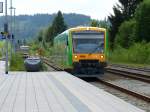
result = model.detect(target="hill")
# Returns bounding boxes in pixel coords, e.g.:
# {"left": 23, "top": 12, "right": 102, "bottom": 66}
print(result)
{"left": 0, "top": 13, "right": 91, "bottom": 41}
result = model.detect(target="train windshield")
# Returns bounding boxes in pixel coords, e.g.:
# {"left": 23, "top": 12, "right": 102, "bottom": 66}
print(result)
{"left": 73, "top": 32, "right": 104, "bottom": 54}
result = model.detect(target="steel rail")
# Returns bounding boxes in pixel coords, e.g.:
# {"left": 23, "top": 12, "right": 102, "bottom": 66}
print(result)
{"left": 109, "top": 64, "right": 150, "bottom": 72}
{"left": 97, "top": 79, "right": 150, "bottom": 102}
{"left": 106, "top": 68, "right": 150, "bottom": 83}
{"left": 42, "top": 58, "right": 63, "bottom": 71}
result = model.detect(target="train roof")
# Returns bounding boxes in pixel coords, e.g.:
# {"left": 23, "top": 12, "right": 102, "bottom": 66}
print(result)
{"left": 68, "top": 26, "right": 106, "bottom": 32}
{"left": 61, "top": 27, "right": 106, "bottom": 34}
{"left": 54, "top": 27, "right": 106, "bottom": 40}
{"left": 20, "top": 45, "right": 30, "bottom": 48}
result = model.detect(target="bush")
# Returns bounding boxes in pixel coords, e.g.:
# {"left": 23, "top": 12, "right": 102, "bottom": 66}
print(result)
{"left": 10, "top": 53, "right": 25, "bottom": 71}
{"left": 109, "top": 46, "right": 129, "bottom": 63}
{"left": 115, "top": 19, "right": 137, "bottom": 48}
{"left": 109, "top": 42, "right": 150, "bottom": 65}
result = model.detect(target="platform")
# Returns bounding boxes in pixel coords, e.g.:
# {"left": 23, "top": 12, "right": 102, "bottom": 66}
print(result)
{"left": 0, "top": 70, "right": 144, "bottom": 111}
{"left": 0, "top": 61, "right": 5, "bottom": 74}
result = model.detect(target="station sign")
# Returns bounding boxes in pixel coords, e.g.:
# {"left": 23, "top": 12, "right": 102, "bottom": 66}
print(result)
{"left": 0, "top": 32, "right": 12, "bottom": 40}
{"left": 0, "top": 2, "right": 3, "bottom": 13}
{"left": 0, "top": 35, "right": 5, "bottom": 40}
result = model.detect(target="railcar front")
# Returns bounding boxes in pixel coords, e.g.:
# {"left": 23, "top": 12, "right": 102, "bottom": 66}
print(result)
{"left": 70, "top": 27, "right": 107, "bottom": 77}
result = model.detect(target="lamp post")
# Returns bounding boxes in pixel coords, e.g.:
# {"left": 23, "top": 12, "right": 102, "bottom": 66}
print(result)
{"left": 5, "top": 0, "right": 8, "bottom": 74}
{"left": 9, "top": 0, "right": 13, "bottom": 59}
{"left": 12, "top": 7, "right": 16, "bottom": 52}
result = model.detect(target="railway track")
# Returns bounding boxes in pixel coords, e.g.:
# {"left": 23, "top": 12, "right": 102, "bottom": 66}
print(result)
{"left": 42, "top": 57, "right": 63, "bottom": 71}
{"left": 106, "top": 68, "right": 150, "bottom": 83}
{"left": 96, "top": 78, "right": 150, "bottom": 102}
{"left": 109, "top": 64, "right": 150, "bottom": 72}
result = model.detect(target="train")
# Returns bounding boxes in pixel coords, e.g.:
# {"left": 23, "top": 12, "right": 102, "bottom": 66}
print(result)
{"left": 52, "top": 27, "right": 108, "bottom": 77}
{"left": 24, "top": 57, "right": 42, "bottom": 72}
{"left": 20, "top": 45, "right": 29, "bottom": 58}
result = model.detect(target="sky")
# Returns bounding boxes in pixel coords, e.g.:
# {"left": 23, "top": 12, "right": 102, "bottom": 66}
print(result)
{"left": 0, "top": 0, "right": 118, "bottom": 19}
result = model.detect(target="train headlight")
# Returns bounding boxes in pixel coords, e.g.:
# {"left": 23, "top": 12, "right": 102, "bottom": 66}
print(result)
{"left": 100, "top": 55, "right": 104, "bottom": 59}
{"left": 74, "top": 55, "right": 78, "bottom": 59}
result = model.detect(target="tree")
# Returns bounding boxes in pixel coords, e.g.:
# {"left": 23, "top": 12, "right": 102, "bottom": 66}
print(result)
{"left": 90, "top": 19, "right": 110, "bottom": 29}
{"left": 37, "top": 30, "right": 43, "bottom": 42}
{"left": 119, "top": 0, "right": 143, "bottom": 20}
{"left": 52, "top": 11, "right": 67, "bottom": 36}
{"left": 134, "top": 0, "right": 150, "bottom": 42}
{"left": 108, "top": 0, "right": 143, "bottom": 49}
{"left": 115, "top": 19, "right": 137, "bottom": 48}
{"left": 91, "top": 20, "right": 99, "bottom": 27}
{"left": 108, "top": 6, "right": 124, "bottom": 49}
{"left": 45, "top": 11, "right": 67, "bottom": 45}
{"left": 44, "top": 26, "right": 53, "bottom": 42}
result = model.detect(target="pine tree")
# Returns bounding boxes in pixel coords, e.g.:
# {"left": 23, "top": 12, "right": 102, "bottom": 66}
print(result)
{"left": 119, "top": 0, "right": 143, "bottom": 20}
{"left": 45, "top": 11, "right": 67, "bottom": 45}
{"left": 52, "top": 11, "right": 67, "bottom": 37}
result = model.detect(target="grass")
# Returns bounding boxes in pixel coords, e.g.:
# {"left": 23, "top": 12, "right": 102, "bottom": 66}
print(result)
{"left": 109, "top": 42, "right": 150, "bottom": 67}
{"left": 41, "top": 61, "right": 48, "bottom": 71}
{"left": 9, "top": 53, "right": 25, "bottom": 71}
{"left": 0, "top": 41, "right": 5, "bottom": 59}
{"left": 0, "top": 52, "right": 2, "bottom": 58}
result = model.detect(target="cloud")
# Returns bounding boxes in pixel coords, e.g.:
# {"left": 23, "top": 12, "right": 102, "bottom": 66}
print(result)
{"left": 0, "top": 0, "right": 118, "bottom": 19}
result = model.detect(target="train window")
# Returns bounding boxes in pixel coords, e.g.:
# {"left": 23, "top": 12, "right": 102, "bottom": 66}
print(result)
{"left": 72, "top": 32, "right": 104, "bottom": 54}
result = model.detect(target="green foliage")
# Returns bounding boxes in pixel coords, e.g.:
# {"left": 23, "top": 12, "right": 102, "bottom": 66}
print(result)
{"left": 108, "top": 6, "right": 124, "bottom": 49}
{"left": 91, "top": 20, "right": 99, "bottom": 27}
{"left": 45, "top": 26, "right": 54, "bottom": 43}
{"left": 29, "top": 42, "right": 39, "bottom": 55}
{"left": 109, "top": 42, "right": 150, "bottom": 64}
{"left": 0, "top": 41, "right": 5, "bottom": 48}
{"left": 10, "top": 53, "right": 25, "bottom": 71}
{"left": 119, "top": 0, "right": 143, "bottom": 19}
{"left": 37, "top": 30, "right": 44, "bottom": 42}
{"left": 115, "top": 19, "right": 137, "bottom": 48}
{"left": 134, "top": 0, "right": 150, "bottom": 42}
{"left": 108, "top": 0, "right": 143, "bottom": 49}
{"left": 0, "top": 41, "right": 5, "bottom": 58}
{"left": 114, "top": 0, "right": 150, "bottom": 49}
{"left": 45, "top": 11, "right": 67, "bottom": 45}
{"left": 52, "top": 11, "right": 67, "bottom": 35}
{"left": 0, "top": 14, "right": 90, "bottom": 42}
{"left": 90, "top": 19, "right": 110, "bottom": 29}
{"left": 0, "top": 41, "right": 12, "bottom": 57}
